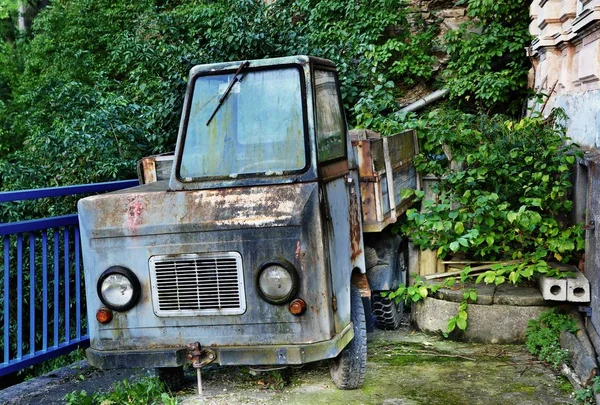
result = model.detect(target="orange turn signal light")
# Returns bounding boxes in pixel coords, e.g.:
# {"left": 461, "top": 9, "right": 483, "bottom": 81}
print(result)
{"left": 289, "top": 298, "right": 307, "bottom": 316}
{"left": 96, "top": 307, "right": 113, "bottom": 324}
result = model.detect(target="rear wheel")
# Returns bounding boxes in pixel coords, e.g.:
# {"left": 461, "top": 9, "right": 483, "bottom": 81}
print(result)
{"left": 329, "top": 285, "right": 367, "bottom": 390}
{"left": 372, "top": 292, "right": 402, "bottom": 330}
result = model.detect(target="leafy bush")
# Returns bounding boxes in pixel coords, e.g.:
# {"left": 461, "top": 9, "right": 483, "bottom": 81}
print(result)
{"left": 0, "top": 0, "right": 534, "bottom": 200}
{"left": 400, "top": 108, "right": 584, "bottom": 285}
{"left": 0, "top": 0, "right": 441, "bottom": 196}
{"left": 526, "top": 309, "right": 578, "bottom": 369}
{"left": 64, "top": 376, "right": 177, "bottom": 405}
{"left": 443, "top": 0, "right": 532, "bottom": 113}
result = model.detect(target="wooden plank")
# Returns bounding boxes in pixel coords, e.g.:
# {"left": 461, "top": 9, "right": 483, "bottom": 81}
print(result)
{"left": 441, "top": 260, "right": 500, "bottom": 264}
{"left": 372, "top": 130, "right": 415, "bottom": 171}
{"left": 568, "top": 309, "right": 599, "bottom": 360}
{"left": 349, "top": 129, "right": 380, "bottom": 141}
{"left": 423, "top": 260, "right": 522, "bottom": 280}
{"left": 353, "top": 129, "right": 417, "bottom": 232}
{"left": 382, "top": 137, "right": 397, "bottom": 223}
{"left": 560, "top": 331, "right": 598, "bottom": 386}
{"left": 419, "top": 250, "right": 438, "bottom": 276}
{"left": 359, "top": 182, "right": 378, "bottom": 224}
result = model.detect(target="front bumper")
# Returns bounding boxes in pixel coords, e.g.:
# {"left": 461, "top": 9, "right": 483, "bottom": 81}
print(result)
{"left": 87, "top": 323, "right": 354, "bottom": 369}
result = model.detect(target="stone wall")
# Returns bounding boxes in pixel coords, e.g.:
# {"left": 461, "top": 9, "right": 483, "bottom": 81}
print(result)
{"left": 530, "top": 0, "right": 600, "bottom": 148}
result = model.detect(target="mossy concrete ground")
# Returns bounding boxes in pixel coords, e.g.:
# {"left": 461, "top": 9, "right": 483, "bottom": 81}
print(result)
{"left": 0, "top": 327, "right": 576, "bottom": 404}
{"left": 178, "top": 328, "right": 576, "bottom": 405}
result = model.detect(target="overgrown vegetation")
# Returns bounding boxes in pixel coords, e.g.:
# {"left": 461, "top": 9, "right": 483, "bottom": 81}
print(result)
{"left": 0, "top": 0, "right": 532, "bottom": 199}
{"left": 526, "top": 309, "right": 578, "bottom": 369}
{"left": 401, "top": 109, "right": 584, "bottom": 284}
{"left": 64, "top": 376, "right": 177, "bottom": 405}
{"left": 574, "top": 377, "right": 600, "bottom": 405}
{"left": 387, "top": 109, "right": 583, "bottom": 332}
{"left": 443, "top": 0, "right": 531, "bottom": 114}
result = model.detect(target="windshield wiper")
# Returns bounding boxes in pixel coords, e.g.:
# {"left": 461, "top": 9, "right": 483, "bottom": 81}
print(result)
{"left": 206, "top": 60, "right": 250, "bottom": 126}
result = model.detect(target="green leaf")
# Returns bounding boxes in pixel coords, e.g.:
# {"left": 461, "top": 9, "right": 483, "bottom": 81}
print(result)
{"left": 484, "top": 271, "right": 496, "bottom": 284}
{"left": 455, "top": 221, "right": 465, "bottom": 235}
{"left": 507, "top": 212, "right": 517, "bottom": 223}
{"left": 401, "top": 188, "right": 415, "bottom": 199}
{"left": 469, "top": 290, "right": 477, "bottom": 301}
{"left": 448, "top": 317, "right": 457, "bottom": 332}
{"left": 449, "top": 241, "right": 460, "bottom": 252}
{"left": 456, "top": 316, "right": 467, "bottom": 330}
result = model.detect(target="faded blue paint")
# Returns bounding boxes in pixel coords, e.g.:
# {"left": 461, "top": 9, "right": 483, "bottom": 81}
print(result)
{"left": 78, "top": 56, "right": 361, "bottom": 370}
{"left": 78, "top": 183, "right": 338, "bottom": 353}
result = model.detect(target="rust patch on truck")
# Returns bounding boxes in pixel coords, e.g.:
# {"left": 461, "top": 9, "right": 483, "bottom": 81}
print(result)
{"left": 82, "top": 183, "right": 318, "bottom": 238}
{"left": 349, "top": 185, "right": 363, "bottom": 262}
{"left": 126, "top": 197, "right": 145, "bottom": 234}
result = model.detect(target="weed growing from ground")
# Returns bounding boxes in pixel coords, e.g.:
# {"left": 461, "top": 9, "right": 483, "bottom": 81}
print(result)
{"left": 64, "top": 375, "right": 177, "bottom": 405}
{"left": 526, "top": 309, "right": 578, "bottom": 369}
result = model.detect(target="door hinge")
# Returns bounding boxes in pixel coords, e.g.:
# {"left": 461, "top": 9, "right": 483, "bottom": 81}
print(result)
{"left": 579, "top": 306, "right": 592, "bottom": 317}
{"left": 332, "top": 295, "right": 337, "bottom": 312}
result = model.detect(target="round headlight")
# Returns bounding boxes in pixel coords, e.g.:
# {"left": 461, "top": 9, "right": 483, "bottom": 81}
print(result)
{"left": 97, "top": 266, "right": 141, "bottom": 311}
{"left": 256, "top": 259, "right": 299, "bottom": 304}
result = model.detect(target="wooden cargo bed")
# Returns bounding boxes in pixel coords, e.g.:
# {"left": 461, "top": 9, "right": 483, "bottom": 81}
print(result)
{"left": 350, "top": 129, "right": 420, "bottom": 233}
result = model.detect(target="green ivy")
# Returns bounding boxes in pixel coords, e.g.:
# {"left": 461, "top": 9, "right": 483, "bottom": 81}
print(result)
{"left": 385, "top": 276, "right": 454, "bottom": 304}
{"left": 400, "top": 108, "right": 584, "bottom": 285}
{"left": 447, "top": 288, "right": 477, "bottom": 332}
{"left": 385, "top": 277, "right": 479, "bottom": 332}
{"left": 442, "top": 0, "right": 531, "bottom": 113}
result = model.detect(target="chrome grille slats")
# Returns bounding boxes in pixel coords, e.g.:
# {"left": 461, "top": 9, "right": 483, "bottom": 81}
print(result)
{"left": 149, "top": 252, "right": 246, "bottom": 316}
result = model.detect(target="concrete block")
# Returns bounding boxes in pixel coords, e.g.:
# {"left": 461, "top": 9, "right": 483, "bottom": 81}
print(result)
{"left": 494, "top": 283, "right": 545, "bottom": 306}
{"left": 413, "top": 297, "right": 547, "bottom": 344}
{"left": 539, "top": 275, "right": 567, "bottom": 301}
{"left": 434, "top": 282, "right": 496, "bottom": 305}
{"left": 567, "top": 270, "right": 591, "bottom": 302}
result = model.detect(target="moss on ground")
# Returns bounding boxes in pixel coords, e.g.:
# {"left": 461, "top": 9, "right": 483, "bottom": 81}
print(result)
{"left": 179, "top": 330, "right": 576, "bottom": 405}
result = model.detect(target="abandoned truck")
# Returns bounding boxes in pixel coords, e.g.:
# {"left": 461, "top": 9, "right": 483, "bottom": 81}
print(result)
{"left": 77, "top": 55, "right": 418, "bottom": 390}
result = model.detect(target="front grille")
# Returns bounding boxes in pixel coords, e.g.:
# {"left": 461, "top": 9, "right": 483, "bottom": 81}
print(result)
{"left": 149, "top": 252, "right": 246, "bottom": 316}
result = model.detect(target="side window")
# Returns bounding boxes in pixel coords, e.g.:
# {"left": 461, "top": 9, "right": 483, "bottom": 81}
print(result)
{"left": 315, "top": 70, "right": 346, "bottom": 162}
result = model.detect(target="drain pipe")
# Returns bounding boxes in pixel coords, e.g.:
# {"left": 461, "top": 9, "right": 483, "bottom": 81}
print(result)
{"left": 399, "top": 88, "right": 449, "bottom": 113}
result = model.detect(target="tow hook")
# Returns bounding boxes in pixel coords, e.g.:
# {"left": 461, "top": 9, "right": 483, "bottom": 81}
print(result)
{"left": 187, "top": 342, "right": 216, "bottom": 395}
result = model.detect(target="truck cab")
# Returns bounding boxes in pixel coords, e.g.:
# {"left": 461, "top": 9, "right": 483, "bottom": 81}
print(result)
{"left": 78, "top": 55, "right": 376, "bottom": 390}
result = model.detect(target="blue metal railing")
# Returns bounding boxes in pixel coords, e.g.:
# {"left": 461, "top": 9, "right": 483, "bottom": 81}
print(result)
{"left": 0, "top": 180, "right": 138, "bottom": 377}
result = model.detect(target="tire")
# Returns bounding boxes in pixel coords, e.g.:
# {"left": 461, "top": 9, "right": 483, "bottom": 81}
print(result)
{"left": 329, "top": 285, "right": 367, "bottom": 390}
{"left": 372, "top": 292, "right": 402, "bottom": 330}
{"left": 156, "top": 366, "right": 185, "bottom": 391}
{"left": 364, "top": 245, "right": 379, "bottom": 269}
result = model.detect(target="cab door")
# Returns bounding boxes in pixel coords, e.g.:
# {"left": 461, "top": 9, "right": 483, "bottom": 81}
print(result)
{"left": 314, "top": 67, "right": 365, "bottom": 333}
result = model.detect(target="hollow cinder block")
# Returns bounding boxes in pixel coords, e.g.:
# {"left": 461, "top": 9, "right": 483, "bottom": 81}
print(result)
{"left": 567, "top": 270, "right": 591, "bottom": 303}
{"left": 539, "top": 275, "right": 567, "bottom": 301}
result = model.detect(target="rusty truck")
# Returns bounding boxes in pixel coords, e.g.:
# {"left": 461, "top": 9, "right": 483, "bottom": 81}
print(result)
{"left": 77, "top": 55, "right": 418, "bottom": 391}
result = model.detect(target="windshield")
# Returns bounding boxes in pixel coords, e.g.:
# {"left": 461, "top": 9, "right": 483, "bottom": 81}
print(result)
{"left": 179, "top": 67, "right": 306, "bottom": 180}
